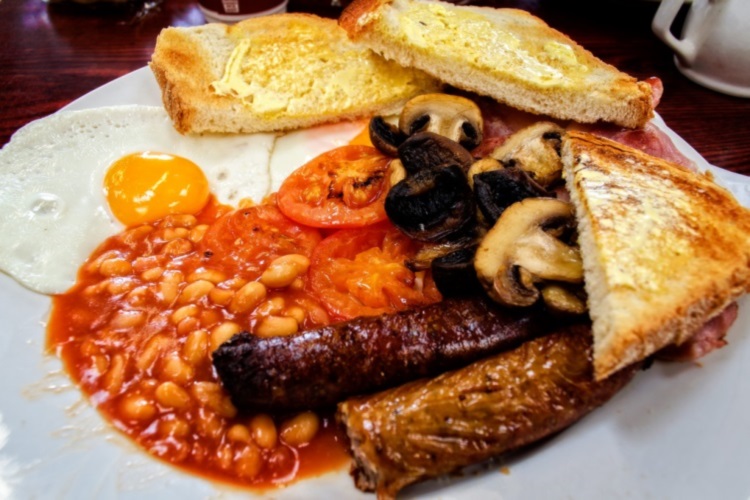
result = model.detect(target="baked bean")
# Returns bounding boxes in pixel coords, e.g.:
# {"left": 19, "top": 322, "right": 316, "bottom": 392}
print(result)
{"left": 178, "top": 280, "right": 214, "bottom": 304}
{"left": 141, "top": 266, "right": 164, "bottom": 282}
{"left": 120, "top": 394, "right": 156, "bottom": 421}
{"left": 235, "top": 444, "right": 263, "bottom": 479}
{"left": 107, "top": 278, "right": 135, "bottom": 295}
{"left": 279, "top": 411, "right": 320, "bottom": 446}
{"left": 208, "top": 287, "right": 234, "bottom": 306}
{"left": 284, "top": 306, "right": 306, "bottom": 325}
{"left": 171, "top": 304, "right": 199, "bottom": 324}
{"left": 162, "top": 227, "right": 190, "bottom": 242}
{"left": 85, "top": 250, "right": 120, "bottom": 274}
{"left": 218, "top": 443, "right": 234, "bottom": 470}
{"left": 159, "top": 416, "right": 190, "bottom": 439}
{"left": 155, "top": 381, "right": 191, "bottom": 410}
{"left": 103, "top": 353, "right": 126, "bottom": 394}
{"left": 199, "top": 309, "right": 221, "bottom": 328}
{"left": 160, "top": 354, "right": 194, "bottom": 385}
{"left": 229, "top": 281, "right": 266, "bottom": 314}
{"left": 162, "top": 238, "right": 193, "bottom": 256}
{"left": 99, "top": 257, "right": 132, "bottom": 277}
{"left": 255, "top": 315, "right": 298, "bottom": 338}
{"left": 250, "top": 414, "right": 277, "bottom": 449}
{"left": 188, "top": 224, "right": 209, "bottom": 243}
{"left": 176, "top": 316, "right": 201, "bottom": 335}
{"left": 289, "top": 277, "right": 305, "bottom": 291}
{"left": 220, "top": 277, "right": 248, "bottom": 291}
{"left": 126, "top": 286, "right": 149, "bottom": 307}
{"left": 260, "top": 254, "right": 310, "bottom": 288}
{"left": 227, "top": 424, "right": 252, "bottom": 443}
{"left": 216, "top": 396, "right": 238, "bottom": 419}
{"left": 210, "top": 321, "right": 242, "bottom": 352}
{"left": 136, "top": 335, "right": 168, "bottom": 371}
{"left": 187, "top": 269, "right": 226, "bottom": 284}
{"left": 110, "top": 310, "right": 146, "bottom": 330}
{"left": 255, "top": 297, "right": 285, "bottom": 316}
{"left": 158, "top": 271, "right": 184, "bottom": 304}
{"left": 191, "top": 382, "right": 223, "bottom": 408}
{"left": 183, "top": 329, "right": 209, "bottom": 365}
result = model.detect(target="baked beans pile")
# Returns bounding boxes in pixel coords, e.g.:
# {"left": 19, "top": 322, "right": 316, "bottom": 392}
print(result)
{"left": 48, "top": 201, "right": 351, "bottom": 486}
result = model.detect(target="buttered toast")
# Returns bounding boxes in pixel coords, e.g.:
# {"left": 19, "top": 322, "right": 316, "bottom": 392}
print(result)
{"left": 340, "top": 0, "right": 655, "bottom": 128}
{"left": 562, "top": 131, "right": 750, "bottom": 380}
{"left": 150, "top": 14, "right": 440, "bottom": 135}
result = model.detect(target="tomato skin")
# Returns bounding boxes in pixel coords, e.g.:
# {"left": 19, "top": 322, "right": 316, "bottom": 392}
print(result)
{"left": 199, "top": 204, "right": 322, "bottom": 281}
{"left": 308, "top": 223, "right": 442, "bottom": 321}
{"left": 277, "top": 145, "right": 391, "bottom": 229}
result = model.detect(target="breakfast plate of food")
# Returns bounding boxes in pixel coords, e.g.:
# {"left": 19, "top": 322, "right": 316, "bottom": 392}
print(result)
{"left": 1, "top": 1, "right": 749, "bottom": 499}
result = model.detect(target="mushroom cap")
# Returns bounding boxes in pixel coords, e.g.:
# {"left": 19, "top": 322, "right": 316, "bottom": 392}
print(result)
{"left": 385, "top": 163, "right": 476, "bottom": 242}
{"left": 398, "top": 132, "right": 474, "bottom": 176}
{"left": 490, "top": 121, "right": 565, "bottom": 188}
{"left": 474, "top": 197, "right": 583, "bottom": 307}
{"left": 369, "top": 115, "right": 407, "bottom": 157}
{"left": 399, "top": 93, "right": 484, "bottom": 151}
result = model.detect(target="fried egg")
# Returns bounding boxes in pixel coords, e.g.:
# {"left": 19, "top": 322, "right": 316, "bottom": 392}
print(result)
{"left": 0, "top": 105, "right": 276, "bottom": 294}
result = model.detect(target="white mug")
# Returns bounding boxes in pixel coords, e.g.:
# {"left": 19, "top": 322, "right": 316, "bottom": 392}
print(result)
{"left": 652, "top": 0, "right": 750, "bottom": 98}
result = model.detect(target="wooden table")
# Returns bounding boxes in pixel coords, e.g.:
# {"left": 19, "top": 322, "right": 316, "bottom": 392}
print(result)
{"left": 1, "top": 0, "right": 748, "bottom": 174}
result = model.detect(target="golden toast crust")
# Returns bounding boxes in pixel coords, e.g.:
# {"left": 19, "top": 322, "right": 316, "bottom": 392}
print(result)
{"left": 563, "top": 131, "right": 750, "bottom": 379}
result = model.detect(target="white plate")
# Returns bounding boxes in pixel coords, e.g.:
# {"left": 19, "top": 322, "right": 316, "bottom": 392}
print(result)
{"left": 1, "top": 67, "right": 750, "bottom": 500}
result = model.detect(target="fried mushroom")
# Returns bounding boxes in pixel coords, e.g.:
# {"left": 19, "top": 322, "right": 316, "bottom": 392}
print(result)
{"left": 399, "top": 94, "right": 484, "bottom": 151}
{"left": 474, "top": 198, "right": 584, "bottom": 310}
{"left": 490, "top": 122, "right": 565, "bottom": 188}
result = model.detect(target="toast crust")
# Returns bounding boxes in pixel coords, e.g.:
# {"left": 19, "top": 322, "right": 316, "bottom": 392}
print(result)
{"left": 562, "top": 131, "right": 750, "bottom": 379}
{"left": 340, "top": 0, "right": 654, "bottom": 128}
{"left": 150, "top": 13, "right": 440, "bottom": 135}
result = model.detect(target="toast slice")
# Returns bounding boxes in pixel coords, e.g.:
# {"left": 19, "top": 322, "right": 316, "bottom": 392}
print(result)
{"left": 562, "top": 131, "right": 750, "bottom": 379}
{"left": 150, "top": 13, "right": 440, "bottom": 134}
{"left": 340, "top": 0, "right": 654, "bottom": 128}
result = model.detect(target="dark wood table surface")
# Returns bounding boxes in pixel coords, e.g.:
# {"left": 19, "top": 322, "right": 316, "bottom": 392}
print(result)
{"left": 1, "top": 0, "right": 748, "bottom": 174}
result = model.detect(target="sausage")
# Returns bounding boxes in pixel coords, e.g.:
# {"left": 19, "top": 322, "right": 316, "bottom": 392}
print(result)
{"left": 337, "top": 324, "right": 639, "bottom": 500}
{"left": 212, "top": 297, "right": 554, "bottom": 412}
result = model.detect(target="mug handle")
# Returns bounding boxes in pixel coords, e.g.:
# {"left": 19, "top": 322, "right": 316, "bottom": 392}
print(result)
{"left": 652, "top": 0, "right": 697, "bottom": 64}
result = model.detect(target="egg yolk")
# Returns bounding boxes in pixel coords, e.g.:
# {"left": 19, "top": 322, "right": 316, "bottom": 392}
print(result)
{"left": 104, "top": 152, "right": 210, "bottom": 226}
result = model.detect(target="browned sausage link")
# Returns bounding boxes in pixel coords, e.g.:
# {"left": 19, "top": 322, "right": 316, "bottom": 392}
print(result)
{"left": 337, "top": 324, "right": 639, "bottom": 500}
{"left": 212, "top": 297, "right": 554, "bottom": 412}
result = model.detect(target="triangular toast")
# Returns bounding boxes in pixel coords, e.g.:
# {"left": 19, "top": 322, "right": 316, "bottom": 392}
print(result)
{"left": 562, "top": 131, "right": 750, "bottom": 379}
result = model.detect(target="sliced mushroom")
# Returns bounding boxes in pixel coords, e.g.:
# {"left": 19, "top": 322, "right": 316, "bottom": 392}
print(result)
{"left": 398, "top": 132, "right": 474, "bottom": 176}
{"left": 399, "top": 94, "right": 484, "bottom": 151}
{"left": 369, "top": 116, "right": 407, "bottom": 156}
{"left": 385, "top": 164, "right": 476, "bottom": 242}
{"left": 472, "top": 167, "right": 549, "bottom": 226}
{"left": 474, "top": 197, "right": 583, "bottom": 308}
{"left": 490, "top": 122, "right": 565, "bottom": 188}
